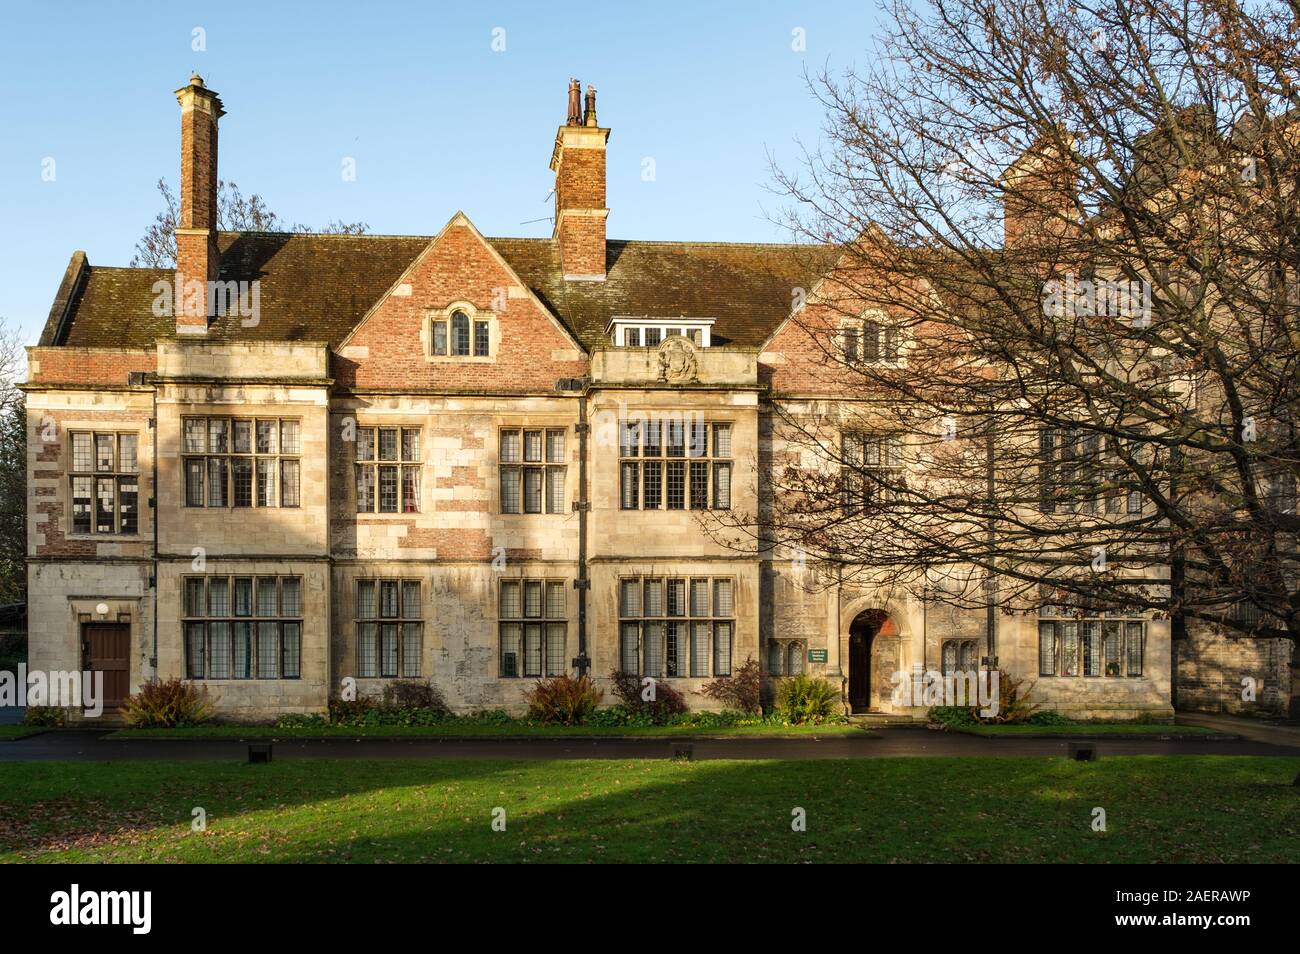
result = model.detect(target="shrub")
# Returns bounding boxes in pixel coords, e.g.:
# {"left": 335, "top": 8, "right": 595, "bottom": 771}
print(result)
{"left": 927, "top": 705, "right": 976, "bottom": 728}
{"left": 122, "top": 678, "right": 213, "bottom": 728}
{"left": 276, "top": 712, "right": 330, "bottom": 729}
{"left": 24, "top": 705, "right": 66, "bottom": 727}
{"left": 971, "top": 669, "right": 1038, "bottom": 724}
{"left": 380, "top": 679, "right": 448, "bottom": 713}
{"left": 699, "top": 655, "right": 762, "bottom": 714}
{"left": 525, "top": 674, "right": 602, "bottom": 725}
{"left": 1027, "top": 708, "right": 1072, "bottom": 727}
{"left": 608, "top": 669, "right": 688, "bottom": 723}
{"left": 775, "top": 674, "right": 840, "bottom": 724}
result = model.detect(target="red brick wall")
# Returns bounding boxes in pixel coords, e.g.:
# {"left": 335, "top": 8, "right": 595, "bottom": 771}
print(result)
{"left": 335, "top": 219, "right": 588, "bottom": 390}
{"left": 27, "top": 348, "right": 156, "bottom": 387}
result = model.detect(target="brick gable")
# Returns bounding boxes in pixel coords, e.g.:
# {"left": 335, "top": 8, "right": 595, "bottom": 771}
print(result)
{"left": 334, "top": 214, "right": 587, "bottom": 392}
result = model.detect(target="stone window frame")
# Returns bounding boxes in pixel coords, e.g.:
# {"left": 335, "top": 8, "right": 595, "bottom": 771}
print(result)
{"left": 355, "top": 578, "right": 423, "bottom": 678}
{"left": 841, "top": 431, "right": 903, "bottom": 514}
{"left": 839, "top": 309, "right": 902, "bottom": 366}
{"left": 181, "top": 415, "right": 302, "bottom": 509}
{"left": 182, "top": 574, "right": 303, "bottom": 680}
{"left": 354, "top": 425, "right": 422, "bottom": 514}
{"left": 1037, "top": 604, "right": 1145, "bottom": 678}
{"left": 617, "top": 576, "right": 735, "bottom": 679}
{"left": 68, "top": 430, "right": 140, "bottom": 537}
{"left": 498, "top": 426, "right": 567, "bottom": 515}
{"left": 1038, "top": 427, "right": 1147, "bottom": 516}
{"left": 940, "top": 639, "right": 980, "bottom": 676}
{"left": 618, "top": 416, "right": 733, "bottom": 512}
{"left": 426, "top": 300, "right": 498, "bottom": 363}
{"left": 768, "top": 639, "right": 806, "bottom": 677}
{"left": 497, "top": 579, "right": 568, "bottom": 678}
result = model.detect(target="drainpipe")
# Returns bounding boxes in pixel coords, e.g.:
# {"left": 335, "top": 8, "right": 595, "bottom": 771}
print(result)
{"left": 573, "top": 384, "right": 591, "bottom": 677}
{"left": 149, "top": 383, "right": 159, "bottom": 677}
{"left": 984, "top": 422, "right": 997, "bottom": 668}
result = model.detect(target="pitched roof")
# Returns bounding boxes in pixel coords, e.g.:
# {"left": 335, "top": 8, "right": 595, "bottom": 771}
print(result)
{"left": 40, "top": 231, "right": 835, "bottom": 352}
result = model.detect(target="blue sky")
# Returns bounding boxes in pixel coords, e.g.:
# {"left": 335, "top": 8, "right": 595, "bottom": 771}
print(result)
{"left": 0, "top": 1, "right": 878, "bottom": 347}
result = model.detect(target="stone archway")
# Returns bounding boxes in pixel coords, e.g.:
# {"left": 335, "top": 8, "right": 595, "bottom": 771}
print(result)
{"left": 847, "top": 609, "right": 899, "bottom": 712}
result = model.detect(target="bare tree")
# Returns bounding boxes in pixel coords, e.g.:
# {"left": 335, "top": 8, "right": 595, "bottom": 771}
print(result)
{"left": 738, "top": 0, "right": 1300, "bottom": 678}
{"left": 0, "top": 319, "right": 26, "bottom": 603}
{"left": 130, "top": 178, "right": 369, "bottom": 267}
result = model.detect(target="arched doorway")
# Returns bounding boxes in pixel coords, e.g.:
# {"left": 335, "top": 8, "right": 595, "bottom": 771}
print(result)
{"left": 848, "top": 609, "right": 898, "bottom": 712}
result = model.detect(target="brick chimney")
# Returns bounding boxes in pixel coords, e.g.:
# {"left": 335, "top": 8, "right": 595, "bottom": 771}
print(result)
{"left": 550, "top": 79, "right": 609, "bottom": 281}
{"left": 174, "top": 73, "right": 225, "bottom": 333}
{"left": 1000, "top": 133, "right": 1078, "bottom": 249}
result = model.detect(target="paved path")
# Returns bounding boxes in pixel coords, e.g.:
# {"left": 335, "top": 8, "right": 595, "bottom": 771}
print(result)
{"left": 1, "top": 727, "right": 1297, "bottom": 761}
{"left": 1176, "top": 711, "right": 1300, "bottom": 747}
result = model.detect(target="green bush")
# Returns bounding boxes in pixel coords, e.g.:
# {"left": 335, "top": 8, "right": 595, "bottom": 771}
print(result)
{"left": 927, "top": 705, "right": 976, "bottom": 728}
{"left": 275, "top": 713, "right": 330, "bottom": 729}
{"left": 24, "top": 705, "right": 66, "bottom": 727}
{"left": 525, "top": 674, "right": 603, "bottom": 725}
{"left": 122, "top": 678, "right": 213, "bottom": 728}
{"left": 775, "top": 674, "right": 841, "bottom": 724}
{"left": 380, "top": 679, "right": 448, "bottom": 713}
{"left": 1027, "top": 709, "right": 1073, "bottom": 726}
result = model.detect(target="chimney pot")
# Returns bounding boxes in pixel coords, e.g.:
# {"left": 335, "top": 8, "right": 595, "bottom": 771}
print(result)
{"left": 584, "top": 85, "right": 597, "bottom": 127}
{"left": 566, "top": 78, "right": 582, "bottom": 126}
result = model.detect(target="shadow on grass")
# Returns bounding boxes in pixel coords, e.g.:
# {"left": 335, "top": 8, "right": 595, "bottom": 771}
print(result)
{"left": 1, "top": 756, "right": 1297, "bottom": 863}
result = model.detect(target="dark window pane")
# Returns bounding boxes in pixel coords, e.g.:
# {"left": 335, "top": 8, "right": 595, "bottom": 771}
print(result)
{"left": 452, "top": 312, "right": 470, "bottom": 356}
{"left": 690, "top": 461, "right": 709, "bottom": 509}
{"left": 401, "top": 466, "right": 419, "bottom": 513}
{"left": 232, "top": 459, "right": 253, "bottom": 507}
{"left": 523, "top": 468, "right": 543, "bottom": 513}
{"left": 95, "top": 477, "right": 115, "bottom": 532}
{"left": 207, "top": 457, "right": 227, "bottom": 507}
{"left": 666, "top": 462, "right": 685, "bottom": 509}
{"left": 280, "top": 459, "right": 300, "bottom": 507}
{"left": 282, "top": 623, "right": 301, "bottom": 679}
{"left": 474, "top": 320, "right": 490, "bottom": 356}
{"left": 378, "top": 465, "right": 398, "bottom": 513}
{"left": 71, "top": 476, "right": 92, "bottom": 533}
{"left": 185, "top": 459, "right": 206, "bottom": 507}
{"left": 644, "top": 461, "right": 662, "bottom": 508}
{"left": 118, "top": 476, "right": 138, "bottom": 534}
{"left": 95, "top": 434, "right": 114, "bottom": 471}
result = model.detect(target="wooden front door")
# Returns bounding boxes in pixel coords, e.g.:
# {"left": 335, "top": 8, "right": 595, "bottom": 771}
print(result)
{"left": 84, "top": 623, "right": 130, "bottom": 710}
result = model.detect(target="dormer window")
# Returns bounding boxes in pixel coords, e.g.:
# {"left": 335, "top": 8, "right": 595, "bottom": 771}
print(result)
{"left": 429, "top": 303, "right": 494, "bottom": 360}
{"left": 609, "top": 317, "right": 714, "bottom": 347}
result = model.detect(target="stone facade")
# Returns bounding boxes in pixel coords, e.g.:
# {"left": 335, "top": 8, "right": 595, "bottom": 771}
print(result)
{"left": 23, "top": 75, "right": 1183, "bottom": 723}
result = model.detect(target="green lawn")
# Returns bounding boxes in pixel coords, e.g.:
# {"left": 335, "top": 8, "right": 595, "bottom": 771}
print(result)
{"left": 107, "top": 722, "right": 869, "bottom": 740}
{"left": 0, "top": 726, "right": 41, "bottom": 740}
{"left": 1, "top": 756, "right": 1296, "bottom": 863}
{"left": 951, "top": 723, "right": 1226, "bottom": 737}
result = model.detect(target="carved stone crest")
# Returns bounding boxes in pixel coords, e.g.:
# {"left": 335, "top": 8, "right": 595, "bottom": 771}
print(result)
{"left": 657, "top": 336, "right": 699, "bottom": 383}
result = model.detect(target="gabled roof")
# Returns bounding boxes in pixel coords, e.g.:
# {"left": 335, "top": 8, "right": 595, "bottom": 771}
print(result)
{"left": 40, "top": 232, "right": 836, "bottom": 352}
